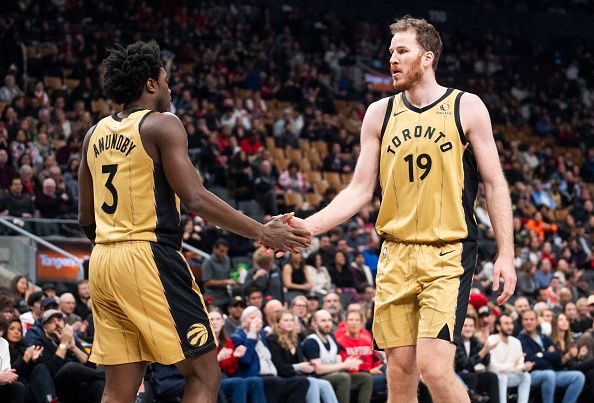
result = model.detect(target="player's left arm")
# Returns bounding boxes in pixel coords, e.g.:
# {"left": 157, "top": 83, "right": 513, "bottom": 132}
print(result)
{"left": 78, "top": 125, "right": 96, "bottom": 242}
{"left": 460, "top": 93, "right": 515, "bottom": 304}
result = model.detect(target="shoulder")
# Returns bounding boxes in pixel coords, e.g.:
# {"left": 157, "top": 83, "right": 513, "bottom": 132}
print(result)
{"left": 458, "top": 92, "right": 488, "bottom": 117}
{"left": 366, "top": 96, "right": 393, "bottom": 118}
{"left": 140, "top": 112, "right": 185, "bottom": 137}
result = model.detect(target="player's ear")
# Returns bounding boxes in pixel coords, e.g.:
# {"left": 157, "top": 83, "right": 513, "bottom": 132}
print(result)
{"left": 424, "top": 51, "right": 434, "bottom": 68}
{"left": 146, "top": 77, "right": 158, "bottom": 94}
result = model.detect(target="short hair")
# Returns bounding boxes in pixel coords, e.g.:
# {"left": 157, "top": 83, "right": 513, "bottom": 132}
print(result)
{"left": 102, "top": 41, "right": 163, "bottom": 105}
{"left": 241, "top": 305, "right": 261, "bottom": 323}
{"left": 389, "top": 16, "right": 442, "bottom": 70}
{"left": 214, "top": 238, "right": 229, "bottom": 249}
{"left": 495, "top": 312, "right": 512, "bottom": 327}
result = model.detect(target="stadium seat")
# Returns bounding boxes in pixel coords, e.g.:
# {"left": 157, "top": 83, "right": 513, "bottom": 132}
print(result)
{"left": 43, "top": 76, "right": 62, "bottom": 90}
{"left": 284, "top": 192, "right": 304, "bottom": 210}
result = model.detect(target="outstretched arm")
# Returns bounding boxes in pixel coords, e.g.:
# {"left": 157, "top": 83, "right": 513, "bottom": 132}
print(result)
{"left": 296, "top": 98, "right": 388, "bottom": 235}
{"left": 461, "top": 93, "right": 515, "bottom": 304}
{"left": 144, "top": 112, "right": 310, "bottom": 252}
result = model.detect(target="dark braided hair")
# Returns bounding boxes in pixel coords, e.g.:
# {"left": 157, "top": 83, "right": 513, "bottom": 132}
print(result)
{"left": 102, "top": 41, "right": 163, "bottom": 105}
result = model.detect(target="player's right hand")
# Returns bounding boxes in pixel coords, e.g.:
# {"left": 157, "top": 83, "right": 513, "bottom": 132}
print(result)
{"left": 261, "top": 213, "right": 312, "bottom": 253}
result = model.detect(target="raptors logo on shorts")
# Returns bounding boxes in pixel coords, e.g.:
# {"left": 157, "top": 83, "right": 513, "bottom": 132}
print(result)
{"left": 187, "top": 323, "right": 209, "bottom": 347}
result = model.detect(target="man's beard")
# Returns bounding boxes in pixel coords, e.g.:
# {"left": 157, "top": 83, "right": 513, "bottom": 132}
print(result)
{"left": 392, "top": 55, "right": 424, "bottom": 92}
{"left": 318, "top": 326, "right": 332, "bottom": 336}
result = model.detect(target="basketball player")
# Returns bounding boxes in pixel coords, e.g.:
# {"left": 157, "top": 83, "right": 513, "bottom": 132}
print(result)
{"left": 289, "top": 17, "right": 516, "bottom": 403}
{"left": 77, "top": 41, "right": 311, "bottom": 403}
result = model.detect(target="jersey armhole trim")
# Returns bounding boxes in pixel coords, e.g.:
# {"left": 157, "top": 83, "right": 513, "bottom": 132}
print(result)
{"left": 454, "top": 91, "right": 466, "bottom": 146}
{"left": 379, "top": 95, "right": 395, "bottom": 143}
{"left": 138, "top": 110, "right": 156, "bottom": 132}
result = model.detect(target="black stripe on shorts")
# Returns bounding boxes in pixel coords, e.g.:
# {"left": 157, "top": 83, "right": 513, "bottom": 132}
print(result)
{"left": 151, "top": 243, "right": 216, "bottom": 358}
{"left": 452, "top": 240, "right": 478, "bottom": 342}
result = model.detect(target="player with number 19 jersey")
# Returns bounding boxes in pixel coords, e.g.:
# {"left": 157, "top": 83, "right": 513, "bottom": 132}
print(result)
{"left": 376, "top": 87, "right": 478, "bottom": 243}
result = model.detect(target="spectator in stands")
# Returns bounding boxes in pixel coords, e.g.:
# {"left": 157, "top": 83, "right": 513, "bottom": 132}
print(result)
{"left": 322, "top": 293, "right": 343, "bottom": 330}
{"left": 350, "top": 252, "right": 373, "bottom": 292}
{"left": 23, "top": 297, "right": 57, "bottom": 347}
{"left": 305, "top": 252, "right": 332, "bottom": 298}
{"left": 0, "top": 318, "right": 24, "bottom": 403}
{"left": 282, "top": 253, "right": 313, "bottom": 303}
{"left": 513, "top": 297, "right": 531, "bottom": 336}
{"left": 335, "top": 310, "right": 385, "bottom": 399}
{"left": 279, "top": 162, "right": 309, "bottom": 194}
{"left": 268, "top": 309, "right": 338, "bottom": 403}
{"left": 19, "top": 291, "right": 43, "bottom": 337}
{"left": 302, "top": 309, "right": 372, "bottom": 403}
{"left": 208, "top": 308, "right": 265, "bottom": 403}
{"left": 243, "top": 248, "right": 284, "bottom": 303}
{"left": 454, "top": 316, "right": 500, "bottom": 403}
{"left": 0, "top": 149, "right": 15, "bottom": 190}
{"left": 518, "top": 310, "right": 585, "bottom": 403}
{"left": 73, "top": 280, "right": 91, "bottom": 321}
{"left": 202, "top": 238, "right": 235, "bottom": 311}
{"left": 246, "top": 289, "right": 264, "bottom": 310}
{"left": 487, "top": 313, "right": 532, "bottom": 403}
{"left": 0, "top": 177, "right": 35, "bottom": 225}
{"left": 5, "top": 318, "right": 56, "bottom": 402}
{"left": 36, "top": 309, "right": 104, "bottom": 403}
{"left": 0, "top": 297, "right": 15, "bottom": 322}
{"left": 322, "top": 143, "right": 344, "bottom": 173}
{"left": 230, "top": 306, "right": 308, "bottom": 403}
{"left": 551, "top": 313, "right": 594, "bottom": 401}
{"left": 566, "top": 302, "right": 591, "bottom": 338}
{"left": 290, "top": 296, "right": 310, "bottom": 339}
{"left": 0, "top": 74, "right": 22, "bottom": 103}
{"left": 535, "top": 258, "right": 554, "bottom": 290}
{"left": 35, "top": 177, "right": 72, "bottom": 235}
{"left": 58, "top": 293, "right": 82, "bottom": 331}
{"left": 18, "top": 165, "right": 36, "bottom": 197}
{"left": 224, "top": 296, "right": 245, "bottom": 336}
{"left": 9, "top": 275, "right": 30, "bottom": 315}
{"left": 263, "top": 300, "right": 283, "bottom": 333}
{"left": 253, "top": 160, "right": 279, "bottom": 215}
{"left": 328, "top": 251, "right": 356, "bottom": 303}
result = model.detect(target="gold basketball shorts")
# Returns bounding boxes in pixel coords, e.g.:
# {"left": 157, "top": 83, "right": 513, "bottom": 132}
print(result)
{"left": 373, "top": 240, "right": 477, "bottom": 349}
{"left": 88, "top": 241, "right": 216, "bottom": 365}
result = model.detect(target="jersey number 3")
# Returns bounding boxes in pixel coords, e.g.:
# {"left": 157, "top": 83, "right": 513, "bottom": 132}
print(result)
{"left": 101, "top": 164, "right": 118, "bottom": 214}
{"left": 404, "top": 153, "right": 432, "bottom": 182}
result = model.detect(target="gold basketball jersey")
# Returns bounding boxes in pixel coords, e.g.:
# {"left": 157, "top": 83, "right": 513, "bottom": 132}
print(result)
{"left": 376, "top": 88, "right": 478, "bottom": 243}
{"left": 87, "top": 109, "right": 182, "bottom": 248}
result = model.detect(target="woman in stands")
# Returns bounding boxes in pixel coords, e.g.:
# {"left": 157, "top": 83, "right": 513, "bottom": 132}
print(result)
{"left": 208, "top": 309, "right": 265, "bottom": 403}
{"left": 290, "top": 295, "right": 309, "bottom": 340}
{"left": 268, "top": 310, "right": 338, "bottom": 403}
{"left": 5, "top": 318, "right": 56, "bottom": 403}
{"left": 282, "top": 252, "right": 313, "bottom": 303}
{"left": 305, "top": 252, "right": 332, "bottom": 298}
{"left": 9, "top": 275, "right": 30, "bottom": 315}
{"left": 551, "top": 313, "right": 594, "bottom": 400}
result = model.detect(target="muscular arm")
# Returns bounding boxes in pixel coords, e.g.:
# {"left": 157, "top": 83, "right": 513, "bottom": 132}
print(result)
{"left": 78, "top": 125, "right": 96, "bottom": 228}
{"left": 461, "top": 93, "right": 515, "bottom": 303}
{"left": 302, "top": 98, "right": 387, "bottom": 235}
{"left": 141, "top": 112, "right": 309, "bottom": 249}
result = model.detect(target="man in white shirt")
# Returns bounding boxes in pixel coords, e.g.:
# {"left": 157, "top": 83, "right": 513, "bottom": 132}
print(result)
{"left": 488, "top": 313, "right": 532, "bottom": 403}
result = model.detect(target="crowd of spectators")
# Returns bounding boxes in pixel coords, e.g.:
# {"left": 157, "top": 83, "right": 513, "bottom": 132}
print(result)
{"left": 0, "top": 0, "right": 592, "bottom": 402}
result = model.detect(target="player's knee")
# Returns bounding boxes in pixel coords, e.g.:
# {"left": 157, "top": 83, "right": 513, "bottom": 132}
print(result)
{"left": 417, "top": 361, "right": 449, "bottom": 387}
{"left": 387, "top": 358, "right": 414, "bottom": 378}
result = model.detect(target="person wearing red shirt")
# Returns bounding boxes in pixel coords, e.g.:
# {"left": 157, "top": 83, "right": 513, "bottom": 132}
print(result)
{"left": 209, "top": 309, "right": 265, "bottom": 403}
{"left": 336, "top": 310, "right": 387, "bottom": 398}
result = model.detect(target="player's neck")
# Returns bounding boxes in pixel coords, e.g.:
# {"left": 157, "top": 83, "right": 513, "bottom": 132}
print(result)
{"left": 404, "top": 79, "right": 446, "bottom": 109}
{"left": 122, "top": 98, "right": 156, "bottom": 116}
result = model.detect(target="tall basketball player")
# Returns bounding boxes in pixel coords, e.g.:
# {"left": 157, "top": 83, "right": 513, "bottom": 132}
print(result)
{"left": 290, "top": 17, "right": 516, "bottom": 403}
{"left": 78, "top": 41, "right": 311, "bottom": 403}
